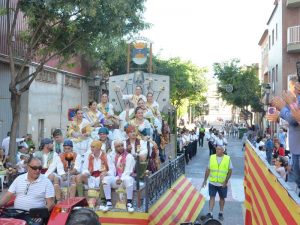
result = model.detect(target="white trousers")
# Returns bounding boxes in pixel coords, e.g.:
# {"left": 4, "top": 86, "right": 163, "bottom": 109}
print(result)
{"left": 103, "top": 175, "right": 134, "bottom": 200}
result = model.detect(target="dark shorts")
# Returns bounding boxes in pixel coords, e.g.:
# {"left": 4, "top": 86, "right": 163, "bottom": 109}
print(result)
{"left": 209, "top": 183, "right": 228, "bottom": 199}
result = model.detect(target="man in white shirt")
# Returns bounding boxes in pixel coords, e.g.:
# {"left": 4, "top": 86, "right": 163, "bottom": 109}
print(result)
{"left": 74, "top": 140, "right": 112, "bottom": 203}
{"left": 0, "top": 157, "right": 54, "bottom": 224}
{"left": 34, "top": 138, "right": 65, "bottom": 181}
{"left": 104, "top": 140, "right": 135, "bottom": 212}
{"left": 215, "top": 133, "right": 228, "bottom": 151}
{"left": 53, "top": 139, "right": 82, "bottom": 201}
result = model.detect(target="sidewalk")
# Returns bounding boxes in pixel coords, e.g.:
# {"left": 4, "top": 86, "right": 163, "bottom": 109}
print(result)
{"left": 185, "top": 136, "right": 245, "bottom": 225}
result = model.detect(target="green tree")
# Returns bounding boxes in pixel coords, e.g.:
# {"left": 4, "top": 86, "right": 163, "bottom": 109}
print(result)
{"left": 213, "top": 59, "right": 263, "bottom": 124}
{"left": 90, "top": 41, "right": 209, "bottom": 118}
{"left": 153, "top": 57, "right": 208, "bottom": 109}
{"left": 3, "top": 0, "right": 147, "bottom": 163}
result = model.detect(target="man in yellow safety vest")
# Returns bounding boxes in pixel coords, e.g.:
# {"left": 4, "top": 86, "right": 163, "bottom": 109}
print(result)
{"left": 202, "top": 145, "right": 233, "bottom": 221}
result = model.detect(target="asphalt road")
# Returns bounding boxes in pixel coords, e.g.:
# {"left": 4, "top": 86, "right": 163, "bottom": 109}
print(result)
{"left": 185, "top": 134, "right": 245, "bottom": 225}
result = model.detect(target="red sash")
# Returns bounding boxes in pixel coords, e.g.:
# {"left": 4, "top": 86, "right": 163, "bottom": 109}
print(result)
{"left": 91, "top": 171, "right": 101, "bottom": 177}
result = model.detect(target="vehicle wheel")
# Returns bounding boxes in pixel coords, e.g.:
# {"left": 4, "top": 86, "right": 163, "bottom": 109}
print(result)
{"left": 66, "top": 208, "right": 100, "bottom": 225}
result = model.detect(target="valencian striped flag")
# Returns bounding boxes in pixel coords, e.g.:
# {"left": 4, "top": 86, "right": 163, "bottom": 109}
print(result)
{"left": 244, "top": 142, "right": 300, "bottom": 225}
{"left": 149, "top": 175, "right": 205, "bottom": 225}
{"left": 98, "top": 211, "right": 149, "bottom": 225}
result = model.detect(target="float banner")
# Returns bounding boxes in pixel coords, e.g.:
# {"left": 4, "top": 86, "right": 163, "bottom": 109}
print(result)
{"left": 244, "top": 142, "right": 300, "bottom": 225}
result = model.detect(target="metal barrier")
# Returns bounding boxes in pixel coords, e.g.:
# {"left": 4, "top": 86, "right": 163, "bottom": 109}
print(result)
{"left": 144, "top": 154, "right": 185, "bottom": 212}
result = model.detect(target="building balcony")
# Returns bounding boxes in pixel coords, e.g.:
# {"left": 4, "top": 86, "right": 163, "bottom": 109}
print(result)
{"left": 287, "top": 0, "right": 300, "bottom": 8}
{"left": 287, "top": 26, "right": 300, "bottom": 53}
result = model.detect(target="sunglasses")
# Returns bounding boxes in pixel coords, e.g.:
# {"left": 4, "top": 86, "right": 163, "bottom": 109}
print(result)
{"left": 29, "top": 165, "right": 43, "bottom": 171}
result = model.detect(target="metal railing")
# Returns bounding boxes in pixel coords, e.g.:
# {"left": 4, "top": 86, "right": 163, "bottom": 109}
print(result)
{"left": 144, "top": 154, "right": 185, "bottom": 212}
{"left": 287, "top": 25, "right": 300, "bottom": 44}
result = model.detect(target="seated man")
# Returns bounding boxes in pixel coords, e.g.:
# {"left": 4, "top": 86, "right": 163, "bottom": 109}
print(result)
{"left": 34, "top": 138, "right": 65, "bottom": 182}
{"left": 54, "top": 139, "right": 81, "bottom": 201}
{"left": 105, "top": 140, "right": 135, "bottom": 212}
{"left": 98, "top": 127, "right": 112, "bottom": 153}
{"left": 52, "top": 129, "right": 64, "bottom": 154}
{"left": 74, "top": 140, "right": 112, "bottom": 209}
{"left": 0, "top": 157, "right": 55, "bottom": 224}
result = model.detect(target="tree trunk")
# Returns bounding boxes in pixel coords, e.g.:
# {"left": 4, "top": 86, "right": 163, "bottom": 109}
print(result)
{"left": 9, "top": 92, "right": 21, "bottom": 165}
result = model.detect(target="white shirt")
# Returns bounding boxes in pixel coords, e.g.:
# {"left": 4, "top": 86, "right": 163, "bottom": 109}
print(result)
{"left": 108, "top": 151, "right": 135, "bottom": 179}
{"left": 215, "top": 137, "right": 228, "bottom": 147}
{"left": 33, "top": 151, "right": 65, "bottom": 177}
{"left": 81, "top": 152, "right": 112, "bottom": 176}
{"left": 8, "top": 173, "right": 54, "bottom": 211}
{"left": 122, "top": 94, "right": 147, "bottom": 102}
{"left": 73, "top": 153, "right": 85, "bottom": 174}
{"left": 122, "top": 140, "right": 148, "bottom": 158}
{"left": 57, "top": 153, "right": 83, "bottom": 174}
{"left": 16, "top": 160, "right": 26, "bottom": 173}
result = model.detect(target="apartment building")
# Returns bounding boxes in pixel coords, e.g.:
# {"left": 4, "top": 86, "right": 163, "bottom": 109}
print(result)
{"left": 260, "top": 0, "right": 300, "bottom": 98}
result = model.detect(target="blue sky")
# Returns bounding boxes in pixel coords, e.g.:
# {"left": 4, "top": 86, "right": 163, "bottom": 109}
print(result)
{"left": 141, "top": 0, "right": 275, "bottom": 69}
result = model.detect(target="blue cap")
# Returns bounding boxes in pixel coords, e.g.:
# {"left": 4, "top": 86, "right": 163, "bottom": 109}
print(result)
{"left": 98, "top": 127, "right": 109, "bottom": 135}
{"left": 40, "top": 138, "right": 53, "bottom": 147}
{"left": 63, "top": 139, "right": 73, "bottom": 147}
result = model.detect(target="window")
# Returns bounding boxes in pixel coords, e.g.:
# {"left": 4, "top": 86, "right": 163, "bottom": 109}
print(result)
{"left": 275, "top": 64, "right": 278, "bottom": 82}
{"left": 65, "top": 75, "right": 81, "bottom": 88}
{"left": 272, "top": 29, "right": 274, "bottom": 46}
{"left": 36, "top": 70, "right": 57, "bottom": 84}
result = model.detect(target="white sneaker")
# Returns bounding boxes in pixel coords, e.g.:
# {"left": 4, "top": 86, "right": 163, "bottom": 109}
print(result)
{"left": 127, "top": 203, "right": 134, "bottom": 213}
{"left": 102, "top": 202, "right": 112, "bottom": 212}
{"left": 98, "top": 205, "right": 105, "bottom": 211}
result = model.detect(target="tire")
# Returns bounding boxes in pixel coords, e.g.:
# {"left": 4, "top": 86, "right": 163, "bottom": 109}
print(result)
{"left": 66, "top": 208, "right": 100, "bottom": 225}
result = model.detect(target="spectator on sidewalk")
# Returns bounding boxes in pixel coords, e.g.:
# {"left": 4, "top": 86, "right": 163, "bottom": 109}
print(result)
{"left": 273, "top": 142, "right": 285, "bottom": 159}
{"left": 267, "top": 76, "right": 300, "bottom": 196}
{"left": 265, "top": 134, "right": 274, "bottom": 164}
{"left": 274, "top": 156, "right": 287, "bottom": 181}
{"left": 1, "top": 131, "right": 10, "bottom": 156}
{"left": 278, "top": 128, "right": 287, "bottom": 149}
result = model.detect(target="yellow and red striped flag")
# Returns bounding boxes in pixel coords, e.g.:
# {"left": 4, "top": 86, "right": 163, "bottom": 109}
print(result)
{"left": 244, "top": 142, "right": 300, "bottom": 225}
{"left": 97, "top": 211, "right": 149, "bottom": 225}
{"left": 149, "top": 175, "right": 205, "bottom": 225}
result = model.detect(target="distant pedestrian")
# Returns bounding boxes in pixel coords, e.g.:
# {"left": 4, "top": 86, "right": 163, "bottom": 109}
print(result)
{"left": 198, "top": 125, "right": 205, "bottom": 147}
{"left": 202, "top": 146, "right": 233, "bottom": 221}
{"left": 1, "top": 131, "right": 10, "bottom": 156}
{"left": 265, "top": 134, "right": 274, "bottom": 164}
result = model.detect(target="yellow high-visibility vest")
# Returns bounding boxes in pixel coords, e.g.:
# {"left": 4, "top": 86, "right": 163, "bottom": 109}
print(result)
{"left": 209, "top": 154, "right": 230, "bottom": 183}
